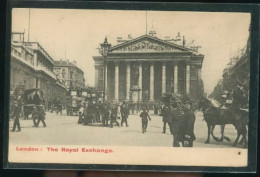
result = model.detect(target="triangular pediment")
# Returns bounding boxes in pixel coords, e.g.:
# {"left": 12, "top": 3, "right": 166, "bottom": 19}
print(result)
{"left": 110, "top": 35, "right": 191, "bottom": 53}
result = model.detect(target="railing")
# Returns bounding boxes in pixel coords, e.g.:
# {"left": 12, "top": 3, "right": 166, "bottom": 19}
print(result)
{"left": 11, "top": 50, "right": 35, "bottom": 70}
{"left": 35, "top": 65, "right": 56, "bottom": 79}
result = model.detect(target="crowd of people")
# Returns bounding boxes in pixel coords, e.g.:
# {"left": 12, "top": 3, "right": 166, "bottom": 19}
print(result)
{"left": 76, "top": 93, "right": 197, "bottom": 147}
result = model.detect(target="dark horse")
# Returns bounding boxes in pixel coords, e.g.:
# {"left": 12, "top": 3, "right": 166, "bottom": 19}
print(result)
{"left": 198, "top": 97, "right": 248, "bottom": 148}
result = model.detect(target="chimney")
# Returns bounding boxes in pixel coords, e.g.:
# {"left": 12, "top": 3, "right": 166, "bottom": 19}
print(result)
{"left": 128, "top": 34, "right": 132, "bottom": 39}
{"left": 66, "top": 60, "right": 69, "bottom": 64}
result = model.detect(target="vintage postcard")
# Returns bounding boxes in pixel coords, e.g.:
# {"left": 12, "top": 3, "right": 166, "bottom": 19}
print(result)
{"left": 4, "top": 2, "right": 259, "bottom": 172}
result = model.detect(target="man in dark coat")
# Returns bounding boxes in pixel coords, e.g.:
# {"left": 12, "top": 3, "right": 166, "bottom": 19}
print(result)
{"left": 121, "top": 101, "right": 129, "bottom": 127}
{"left": 36, "top": 105, "right": 47, "bottom": 127}
{"left": 179, "top": 102, "right": 196, "bottom": 147}
{"left": 171, "top": 101, "right": 181, "bottom": 147}
{"left": 110, "top": 104, "right": 120, "bottom": 128}
{"left": 96, "top": 101, "right": 102, "bottom": 123}
{"left": 161, "top": 102, "right": 173, "bottom": 134}
{"left": 102, "top": 103, "right": 110, "bottom": 127}
{"left": 11, "top": 100, "right": 21, "bottom": 132}
{"left": 140, "top": 108, "right": 151, "bottom": 133}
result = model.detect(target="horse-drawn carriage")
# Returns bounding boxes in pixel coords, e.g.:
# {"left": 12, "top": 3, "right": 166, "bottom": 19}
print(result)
{"left": 23, "top": 88, "right": 46, "bottom": 119}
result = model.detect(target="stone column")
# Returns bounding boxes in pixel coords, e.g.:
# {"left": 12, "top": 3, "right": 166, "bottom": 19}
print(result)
{"left": 162, "top": 62, "right": 166, "bottom": 94}
{"left": 95, "top": 66, "right": 98, "bottom": 89}
{"left": 149, "top": 62, "right": 154, "bottom": 101}
{"left": 114, "top": 62, "right": 119, "bottom": 101}
{"left": 105, "top": 63, "right": 108, "bottom": 100}
{"left": 174, "top": 63, "right": 178, "bottom": 94}
{"left": 186, "top": 63, "right": 190, "bottom": 94}
{"left": 126, "top": 62, "right": 131, "bottom": 100}
{"left": 138, "top": 62, "right": 143, "bottom": 101}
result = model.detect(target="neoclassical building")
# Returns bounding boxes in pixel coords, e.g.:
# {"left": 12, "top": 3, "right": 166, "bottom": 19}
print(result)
{"left": 93, "top": 34, "right": 204, "bottom": 103}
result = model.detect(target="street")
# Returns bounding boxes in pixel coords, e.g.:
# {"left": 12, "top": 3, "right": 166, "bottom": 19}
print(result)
{"left": 9, "top": 111, "right": 240, "bottom": 148}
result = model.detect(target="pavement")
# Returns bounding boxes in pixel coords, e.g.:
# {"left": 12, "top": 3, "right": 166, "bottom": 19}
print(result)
{"left": 9, "top": 110, "right": 242, "bottom": 148}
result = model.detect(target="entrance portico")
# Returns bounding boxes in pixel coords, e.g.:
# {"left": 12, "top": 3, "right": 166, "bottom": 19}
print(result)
{"left": 93, "top": 34, "right": 204, "bottom": 102}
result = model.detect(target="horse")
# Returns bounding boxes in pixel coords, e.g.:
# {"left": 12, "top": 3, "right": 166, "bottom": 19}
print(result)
{"left": 198, "top": 97, "right": 248, "bottom": 148}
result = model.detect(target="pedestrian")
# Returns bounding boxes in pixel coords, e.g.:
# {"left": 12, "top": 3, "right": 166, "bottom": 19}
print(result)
{"left": 161, "top": 102, "right": 173, "bottom": 134}
{"left": 179, "top": 102, "right": 196, "bottom": 147}
{"left": 78, "top": 104, "right": 85, "bottom": 124}
{"left": 171, "top": 101, "right": 181, "bottom": 147}
{"left": 139, "top": 108, "right": 151, "bottom": 133}
{"left": 36, "top": 105, "right": 47, "bottom": 128}
{"left": 96, "top": 101, "right": 102, "bottom": 123}
{"left": 121, "top": 101, "right": 129, "bottom": 127}
{"left": 102, "top": 103, "right": 109, "bottom": 127}
{"left": 31, "top": 105, "right": 39, "bottom": 127}
{"left": 11, "top": 101, "right": 21, "bottom": 132}
{"left": 110, "top": 104, "right": 120, "bottom": 128}
{"left": 56, "top": 99, "right": 62, "bottom": 115}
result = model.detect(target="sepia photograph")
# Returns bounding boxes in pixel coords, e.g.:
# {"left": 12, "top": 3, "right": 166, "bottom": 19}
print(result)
{"left": 6, "top": 6, "right": 255, "bottom": 169}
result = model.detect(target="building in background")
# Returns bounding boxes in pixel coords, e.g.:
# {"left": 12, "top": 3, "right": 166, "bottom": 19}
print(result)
{"left": 94, "top": 32, "right": 204, "bottom": 103}
{"left": 53, "top": 60, "right": 85, "bottom": 90}
{"left": 10, "top": 32, "right": 67, "bottom": 105}
{"left": 210, "top": 29, "right": 250, "bottom": 106}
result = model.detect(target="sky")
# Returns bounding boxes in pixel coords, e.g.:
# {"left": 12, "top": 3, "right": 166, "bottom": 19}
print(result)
{"left": 12, "top": 9, "right": 250, "bottom": 94}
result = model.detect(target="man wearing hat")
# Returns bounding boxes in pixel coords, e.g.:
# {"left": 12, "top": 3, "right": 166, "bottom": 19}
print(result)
{"left": 171, "top": 101, "right": 181, "bottom": 147}
{"left": 139, "top": 108, "right": 151, "bottom": 133}
{"left": 11, "top": 100, "right": 21, "bottom": 132}
{"left": 161, "top": 101, "right": 173, "bottom": 134}
{"left": 110, "top": 104, "right": 120, "bottom": 128}
{"left": 120, "top": 101, "right": 129, "bottom": 127}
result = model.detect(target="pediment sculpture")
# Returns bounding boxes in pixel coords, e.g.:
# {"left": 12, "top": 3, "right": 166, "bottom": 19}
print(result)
{"left": 112, "top": 39, "right": 183, "bottom": 52}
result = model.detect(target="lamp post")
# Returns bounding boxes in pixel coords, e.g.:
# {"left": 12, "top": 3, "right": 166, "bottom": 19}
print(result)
{"left": 99, "top": 37, "right": 111, "bottom": 103}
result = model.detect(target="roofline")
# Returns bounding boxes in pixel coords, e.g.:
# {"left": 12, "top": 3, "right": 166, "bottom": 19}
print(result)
{"left": 24, "top": 42, "right": 54, "bottom": 63}
{"left": 53, "top": 63, "right": 84, "bottom": 74}
{"left": 110, "top": 34, "right": 192, "bottom": 52}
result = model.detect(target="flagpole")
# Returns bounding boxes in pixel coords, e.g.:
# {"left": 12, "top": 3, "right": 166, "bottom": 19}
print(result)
{"left": 28, "top": 8, "right": 31, "bottom": 42}
{"left": 146, "top": 11, "right": 147, "bottom": 35}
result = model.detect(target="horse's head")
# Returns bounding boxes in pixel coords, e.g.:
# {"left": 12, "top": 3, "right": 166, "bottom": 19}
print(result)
{"left": 197, "top": 96, "right": 211, "bottom": 112}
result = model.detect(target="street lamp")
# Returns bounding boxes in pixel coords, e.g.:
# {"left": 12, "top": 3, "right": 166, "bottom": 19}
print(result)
{"left": 99, "top": 36, "right": 111, "bottom": 103}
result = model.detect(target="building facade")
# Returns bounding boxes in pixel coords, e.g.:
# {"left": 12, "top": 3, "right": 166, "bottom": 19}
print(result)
{"left": 222, "top": 36, "right": 250, "bottom": 98}
{"left": 93, "top": 34, "right": 204, "bottom": 103}
{"left": 10, "top": 32, "right": 67, "bottom": 105}
{"left": 53, "top": 60, "right": 85, "bottom": 89}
